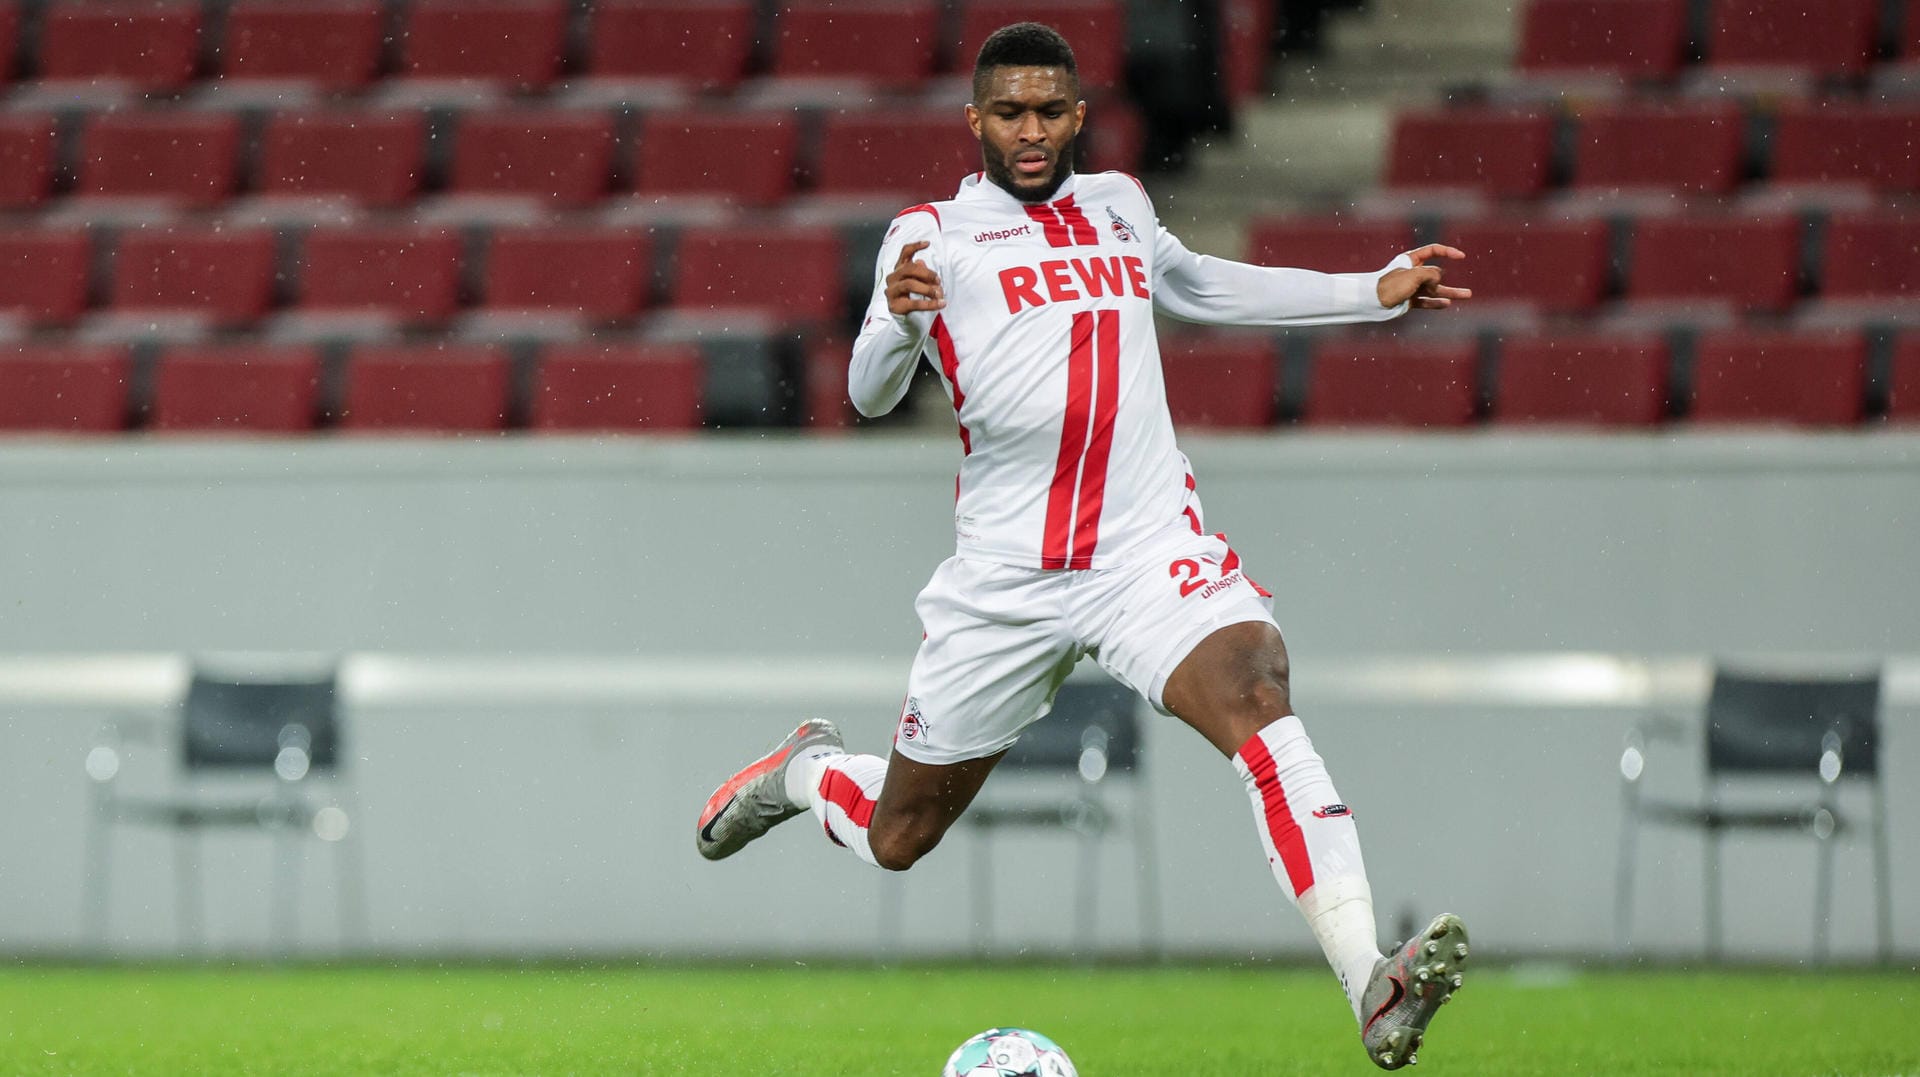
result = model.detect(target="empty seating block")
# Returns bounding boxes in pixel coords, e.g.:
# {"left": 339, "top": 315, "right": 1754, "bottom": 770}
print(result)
{"left": 1444, "top": 219, "right": 1610, "bottom": 312}
{"left": 483, "top": 228, "right": 651, "bottom": 318}
{"left": 534, "top": 343, "right": 703, "bottom": 431}
{"left": 1889, "top": 336, "right": 1920, "bottom": 420}
{"left": 0, "top": 346, "right": 129, "bottom": 432}
{"left": 1245, "top": 217, "right": 1413, "bottom": 275}
{"left": 451, "top": 111, "right": 615, "bottom": 206}
{"left": 0, "top": 230, "right": 89, "bottom": 323}
{"left": 220, "top": 0, "right": 385, "bottom": 90}
{"left": 38, "top": 2, "right": 201, "bottom": 90}
{"left": 1690, "top": 331, "right": 1866, "bottom": 425}
{"left": 1494, "top": 335, "right": 1668, "bottom": 425}
{"left": 111, "top": 230, "right": 277, "bottom": 324}
{"left": 1160, "top": 335, "right": 1277, "bottom": 428}
{"left": 587, "top": 0, "right": 754, "bottom": 89}
{"left": 259, "top": 112, "right": 427, "bottom": 208}
{"left": 0, "top": 115, "right": 53, "bottom": 209}
{"left": 400, "top": 0, "right": 567, "bottom": 88}
{"left": 300, "top": 229, "right": 463, "bottom": 322}
{"left": 1821, "top": 214, "right": 1920, "bottom": 299}
{"left": 771, "top": 1, "right": 941, "bottom": 85}
{"left": 1386, "top": 110, "right": 1555, "bottom": 199}
{"left": 1770, "top": 105, "right": 1920, "bottom": 193}
{"left": 633, "top": 110, "right": 799, "bottom": 206}
{"left": 671, "top": 226, "right": 845, "bottom": 323}
{"left": 150, "top": 345, "right": 321, "bottom": 432}
{"left": 78, "top": 114, "right": 241, "bottom": 207}
{"left": 1707, "top": 0, "right": 1877, "bottom": 76}
{"left": 1305, "top": 339, "right": 1480, "bottom": 427}
{"left": 1574, "top": 105, "right": 1745, "bottom": 194}
{"left": 815, "top": 111, "right": 981, "bottom": 197}
{"left": 958, "top": 2, "right": 1125, "bottom": 91}
{"left": 1628, "top": 216, "right": 1800, "bottom": 311}
{"left": 1517, "top": 0, "right": 1689, "bottom": 78}
{"left": 341, "top": 345, "right": 510, "bottom": 432}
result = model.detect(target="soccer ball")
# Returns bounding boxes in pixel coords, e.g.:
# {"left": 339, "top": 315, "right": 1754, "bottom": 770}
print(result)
{"left": 941, "top": 1028, "right": 1077, "bottom": 1077}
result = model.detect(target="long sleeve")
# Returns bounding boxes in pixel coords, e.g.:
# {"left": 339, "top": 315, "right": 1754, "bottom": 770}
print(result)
{"left": 1152, "top": 222, "right": 1413, "bottom": 327}
{"left": 849, "top": 211, "right": 944, "bottom": 418}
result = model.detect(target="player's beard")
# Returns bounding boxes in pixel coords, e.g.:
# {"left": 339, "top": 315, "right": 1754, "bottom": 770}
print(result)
{"left": 984, "top": 132, "right": 1078, "bottom": 203}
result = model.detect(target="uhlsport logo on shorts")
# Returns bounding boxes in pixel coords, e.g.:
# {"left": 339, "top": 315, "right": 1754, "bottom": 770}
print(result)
{"left": 900, "top": 697, "right": 928, "bottom": 741}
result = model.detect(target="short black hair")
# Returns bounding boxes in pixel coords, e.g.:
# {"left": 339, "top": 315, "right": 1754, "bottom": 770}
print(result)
{"left": 971, "top": 22, "right": 1078, "bottom": 102}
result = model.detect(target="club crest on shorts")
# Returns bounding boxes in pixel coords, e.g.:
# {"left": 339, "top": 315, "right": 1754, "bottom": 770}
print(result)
{"left": 1106, "top": 207, "right": 1137, "bottom": 243}
{"left": 899, "top": 697, "right": 928, "bottom": 741}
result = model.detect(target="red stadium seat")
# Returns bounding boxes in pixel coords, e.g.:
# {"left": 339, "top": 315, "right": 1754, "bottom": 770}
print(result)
{"left": 671, "top": 226, "right": 845, "bottom": 323}
{"left": 1221, "top": 0, "right": 1275, "bottom": 104}
{"left": 258, "top": 111, "right": 427, "bottom": 209}
{"left": 450, "top": 110, "right": 616, "bottom": 206}
{"left": 1385, "top": 109, "right": 1556, "bottom": 199}
{"left": 1245, "top": 217, "right": 1414, "bottom": 275}
{"left": 1444, "top": 218, "right": 1611, "bottom": 313}
{"left": 957, "top": 1, "right": 1125, "bottom": 91}
{"left": 483, "top": 228, "right": 652, "bottom": 319}
{"left": 78, "top": 113, "right": 240, "bottom": 207}
{"left": 0, "top": 114, "right": 54, "bottom": 209}
{"left": 1517, "top": 0, "right": 1689, "bottom": 78}
{"left": 815, "top": 110, "right": 980, "bottom": 198}
{"left": 1908, "top": 0, "right": 1920, "bottom": 58}
{"left": 1889, "top": 335, "right": 1920, "bottom": 421}
{"left": 1707, "top": 0, "right": 1878, "bottom": 76}
{"left": 340, "top": 344, "right": 511, "bottom": 432}
{"left": 0, "top": 230, "right": 90, "bottom": 324}
{"left": 1573, "top": 104, "right": 1746, "bottom": 194}
{"left": 586, "top": 0, "right": 754, "bottom": 90}
{"left": 632, "top": 110, "right": 800, "bottom": 206}
{"left": 399, "top": 0, "right": 567, "bottom": 88}
{"left": 110, "top": 229, "right": 277, "bottom": 324}
{"left": 299, "top": 228, "right": 463, "bottom": 323}
{"left": 1304, "top": 338, "right": 1480, "bottom": 427}
{"left": 1769, "top": 104, "right": 1920, "bottom": 193}
{"left": 1689, "top": 330, "right": 1867, "bottom": 425}
{"left": 219, "top": 0, "right": 385, "bottom": 90}
{"left": 770, "top": 1, "right": 941, "bottom": 86}
{"left": 1493, "top": 335, "right": 1668, "bottom": 426}
{"left": 1821, "top": 213, "right": 1920, "bottom": 300}
{"left": 533, "top": 343, "right": 704, "bottom": 431}
{"left": 1161, "top": 335, "right": 1277, "bottom": 428}
{"left": 0, "top": 4, "right": 15, "bottom": 82}
{"left": 149, "top": 345, "right": 322, "bottom": 433}
{"left": 38, "top": 1, "right": 201, "bottom": 90}
{"left": 0, "top": 346, "right": 129, "bottom": 432}
{"left": 1626, "top": 216, "right": 1800, "bottom": 311}
{"left": 803, "top": 337, "right": 854, "bottom": 429}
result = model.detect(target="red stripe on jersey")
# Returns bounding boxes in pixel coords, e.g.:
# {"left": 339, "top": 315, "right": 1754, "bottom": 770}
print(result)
{"left": 1041, "top": 312, "right": 1097, "bottom": 569}
{"left": 1238, "top": 731, "right": 1314, "bottom": 897}
{"left": 1023, "top": 202, "right": 1072, "bottom": 248}
{"left": 1068, "top": 309, "right": 1121, "bottom": 568}
{"left": 931, "top": 315, "right": 971, "bottom": 456}
{"left": 819, "top": 768, "right": 876, "bottom": 829}
{"left": 1183, "top": 507, "right": 1203, "bottom": 534}
{"left": 1184, "top": 472, "right": 1196, "bottom": 491}
{"left": 1054, "top": 194, "right": 1100, "bottom": 246}
{"left": 896, "top": 203, "right": 940, "bottom": 226}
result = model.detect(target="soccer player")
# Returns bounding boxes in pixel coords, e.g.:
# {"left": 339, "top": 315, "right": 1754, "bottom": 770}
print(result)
{"left": 697, "top": 22, "right": 1473, "bottom": 1071}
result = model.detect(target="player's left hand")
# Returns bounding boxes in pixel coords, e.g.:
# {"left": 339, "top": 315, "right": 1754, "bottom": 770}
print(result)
{"left": 1377, "top": 244, "right": 1471, "bottom": 310}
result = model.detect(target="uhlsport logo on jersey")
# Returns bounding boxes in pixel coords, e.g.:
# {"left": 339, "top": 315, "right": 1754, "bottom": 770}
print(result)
{"left": 899, "top": 697, "right": 928, "bottom": 741}
{"left": 1106, "top": 206, "right": 1137, "bottom": 243}
{"left": 973, "top": 223, "right": 1034, "bottom": 244}
{"left": 1312, "top": 803, "right": 1352, "bottom": 819}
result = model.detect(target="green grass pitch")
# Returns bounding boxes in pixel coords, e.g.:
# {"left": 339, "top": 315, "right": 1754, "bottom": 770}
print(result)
{"left": 0, "top": 963, "right": 1911, "bottom": 1075}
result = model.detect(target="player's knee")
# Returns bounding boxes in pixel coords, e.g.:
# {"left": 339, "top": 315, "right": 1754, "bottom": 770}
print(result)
{"left": 869, "top": 819, "right": 942, "bottom": 872}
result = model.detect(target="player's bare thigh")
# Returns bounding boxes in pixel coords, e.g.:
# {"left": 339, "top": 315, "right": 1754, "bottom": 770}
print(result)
{"left": 867, "top": 747, "right": 1007, "bottom": 871}
{"left": 1161, "top": 620, "right": 1293, "bottom": 758}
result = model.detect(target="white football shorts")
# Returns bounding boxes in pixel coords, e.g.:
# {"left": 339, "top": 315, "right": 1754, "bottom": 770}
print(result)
{"left": 892, "top": 521, "right": 1278, "bottom": 765}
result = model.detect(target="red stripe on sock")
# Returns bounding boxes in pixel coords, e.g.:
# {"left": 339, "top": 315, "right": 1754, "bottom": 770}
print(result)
{"left": 1238, "top": 730, "right": 1315, "bottom": 897}
{"left": 819, "top": 767, "right": 876, "bottom": 829}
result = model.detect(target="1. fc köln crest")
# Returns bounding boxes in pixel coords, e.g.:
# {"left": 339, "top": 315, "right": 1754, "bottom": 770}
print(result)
{"left": 1106, "top": 207, "right": 1137, "bottom": 243}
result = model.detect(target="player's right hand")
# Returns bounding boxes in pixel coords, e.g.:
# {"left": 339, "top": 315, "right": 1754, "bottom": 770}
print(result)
{"left": 886, "top": 240, "right": 945, "bottom": 315}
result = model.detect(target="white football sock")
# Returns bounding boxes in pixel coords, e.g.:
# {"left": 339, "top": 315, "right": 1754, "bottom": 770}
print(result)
{"left": 793, "top": 750, "right": 886, "bottom": 868}
{"left": 1233, "top": 715, "right": 1383, "bottom": 1023}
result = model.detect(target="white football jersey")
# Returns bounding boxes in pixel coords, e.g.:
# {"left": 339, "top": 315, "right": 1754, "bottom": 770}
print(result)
{"left": 851, "top": 170, "right": 1410, "bottom": 571}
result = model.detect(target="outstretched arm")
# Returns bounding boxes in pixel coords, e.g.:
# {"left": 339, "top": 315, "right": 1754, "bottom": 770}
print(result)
{"left": 1152, "top": 228, "right": 1470, "bottom": 327}
{"left": 849, "top": 226, "right": 945, "bottom": 418}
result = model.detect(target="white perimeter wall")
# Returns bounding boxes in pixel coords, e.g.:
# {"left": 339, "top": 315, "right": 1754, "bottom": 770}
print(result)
{"left": 0, "top": 431, "right": 1915, "bottom": 962}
